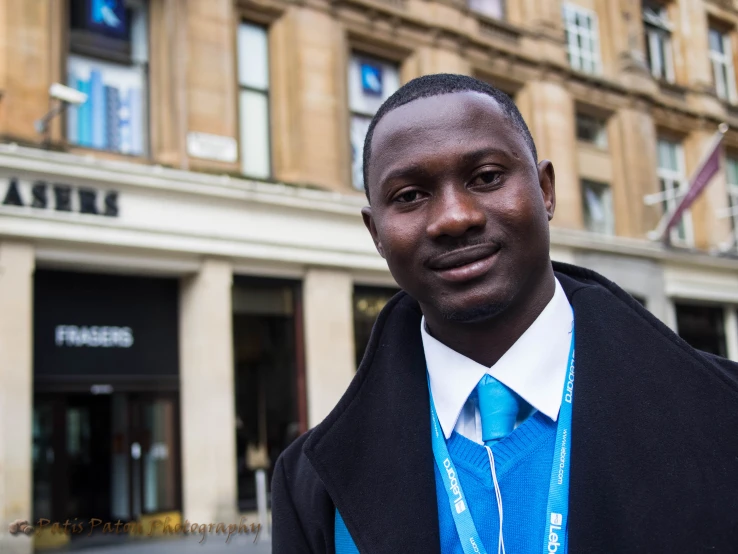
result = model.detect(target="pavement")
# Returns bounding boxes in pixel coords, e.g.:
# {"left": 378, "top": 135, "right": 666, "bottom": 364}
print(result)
{"left": 52, "top": 535, "right": 272, "bottom": 554}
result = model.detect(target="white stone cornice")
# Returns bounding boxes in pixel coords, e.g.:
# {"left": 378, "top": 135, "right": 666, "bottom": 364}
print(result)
{"left": 1, "top": 144, "right": 737, "bottom": 277}
{"left": 0, "top": 144, "right": 367, "bottom": 216}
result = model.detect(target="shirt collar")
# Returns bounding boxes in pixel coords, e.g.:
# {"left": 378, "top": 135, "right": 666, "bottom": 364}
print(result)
{"left": 422, "top": 277, "right": 573, "bottom": 439}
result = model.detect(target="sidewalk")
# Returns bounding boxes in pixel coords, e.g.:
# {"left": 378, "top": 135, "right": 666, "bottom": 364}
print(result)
{"left": 46, "top": 535, "right": 271, "bottom": 554}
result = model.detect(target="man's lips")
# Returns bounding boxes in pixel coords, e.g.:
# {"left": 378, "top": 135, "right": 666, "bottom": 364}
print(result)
{"left": 426, "top": 243, "right": 501, "bottom": 270}
{"left": 426, "top": 243, "right": 501, "bottom": 283}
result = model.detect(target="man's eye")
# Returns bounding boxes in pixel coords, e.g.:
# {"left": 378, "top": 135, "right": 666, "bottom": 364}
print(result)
{"left": 472, "top": 171, "right": 501, "bottom": 187}
{"left": 395, "top": 190, "right": 422, "bottom": 203}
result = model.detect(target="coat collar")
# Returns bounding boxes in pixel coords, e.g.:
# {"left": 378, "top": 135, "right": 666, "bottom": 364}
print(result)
{"left": 301, "top": 263, "right": 639, "bottom": 553}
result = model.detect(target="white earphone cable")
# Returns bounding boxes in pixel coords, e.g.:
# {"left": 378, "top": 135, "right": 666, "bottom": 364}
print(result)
{"left": 485, "top": 445, "right": 506, "bottom": 554}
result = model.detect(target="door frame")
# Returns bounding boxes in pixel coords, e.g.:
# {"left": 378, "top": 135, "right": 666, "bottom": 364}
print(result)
{"left": 127, "top": 391, "right": 183, "bottom": 519}
{"left": 32, "top": 387, "right": 182, "bottom": 524}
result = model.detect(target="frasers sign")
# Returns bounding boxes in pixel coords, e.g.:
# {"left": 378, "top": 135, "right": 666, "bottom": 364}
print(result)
{"left": 55, "top": 325, "right": 134, "bottom": 348}
{"left": 1, "top": 176, "right": 119, "bottom": 217}
{"left": 34, "top": 270, "right": 179, "bottom": 378}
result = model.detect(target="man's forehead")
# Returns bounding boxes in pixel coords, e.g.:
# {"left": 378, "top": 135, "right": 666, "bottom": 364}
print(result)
{"left": 372, "top": 91, "right": 507, "bottom": 140}
{"left": 367, "top": 92, "right": 517, "bottom": 190}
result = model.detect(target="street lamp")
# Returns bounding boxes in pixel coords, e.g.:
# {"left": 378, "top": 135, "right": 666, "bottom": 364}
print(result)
{"left": 35, "top": 83, "right": 88, "bottom": 148}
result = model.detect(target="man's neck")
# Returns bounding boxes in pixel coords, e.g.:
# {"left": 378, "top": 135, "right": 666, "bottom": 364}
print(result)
{"left": 422, "top": 272, "right": 556, "bottom": 368}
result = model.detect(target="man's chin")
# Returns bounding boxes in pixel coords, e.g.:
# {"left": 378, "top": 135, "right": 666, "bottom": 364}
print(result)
{"left": 440, "top": 301, "right": 508, "bottom": 323}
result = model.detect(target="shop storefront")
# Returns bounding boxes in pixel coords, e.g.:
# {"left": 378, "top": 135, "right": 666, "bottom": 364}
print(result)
{"left": 32, "top": 270, "right": 181, "bottom": 528}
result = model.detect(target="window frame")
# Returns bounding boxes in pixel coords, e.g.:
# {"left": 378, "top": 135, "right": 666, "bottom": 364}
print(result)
{"left": 468, "top": 0, "right": 505, "bottom": 20}
{"left": 65, "top": 0, "right": 150, "bottom": 157}
{"left": 562, "top": 3, "right": 602, "bottom": 75}
{"left": 237, "top": 21, "right": 272, "bottom": 180}
{"left": 580, "top": 179, "right": 615, "bottom": 235}
{"left": 709, "top": 26, "right": 738, "bottom": 103}
{"left": 656, "top": 138, "right": 694, "bottom": 246}
{"left": 575, "top": 113, "right": 608, "bottom": 149}
{"left": 643, "top": 2, "right": 675, "bottom": 83}
{"left": 347, "top": 52, "right": 400, "bottom": 191}
{"left": 725, "top": 157, "right": 738, "bottom": 246}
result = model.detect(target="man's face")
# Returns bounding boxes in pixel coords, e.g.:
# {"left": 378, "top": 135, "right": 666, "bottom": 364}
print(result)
{"left": 362, "top": 91, "right": 555, "bottom": 323}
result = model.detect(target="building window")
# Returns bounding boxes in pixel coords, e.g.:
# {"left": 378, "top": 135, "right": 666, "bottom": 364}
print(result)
{"left": 643, "top": 1, "right": 675, "bottom": 82}
{"left": 576, "top": 113, "right": 608, "bottom": 148}
{"left": 468, "top": 0, "right": 504, "bottom": 19}
{"left": 66, "top": 0, "right": 149, "bottom": 156}
{"left": 238, "top": 22, "right": 271, "bottom": 179}
{"left": 353, "top": 286, "right": 399, "bottom": 368}
{"left": 581, "top": 180, "right": 614, "bottom": 235}
{"left": 563, "top": 4, "right": 601, "bottom": 74}
{"left": 348, "top": 54, "right": 400, "bottom": 190}
{"left": 709, "top": 26, "right": 737, "bottom": 103}
{"left": 233, "top": 279, "right": 304, "bottom": 511}
{"left": 675, "top": 303, "right": 728, "bottom": 357}
{"left": 726, "top": 157, "right": 738, "bottom": 245}
{"left": 657, "top": 138, "right": 692, "bottom": 245}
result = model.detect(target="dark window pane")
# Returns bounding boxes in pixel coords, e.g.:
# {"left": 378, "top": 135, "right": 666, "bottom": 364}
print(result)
{"left": 354, "top": 286, "right": 400, "bottom": 368}
{"left": 233, "top": 281, "right": 299, "bottom": 512}
{"left": 675, "top": 303, "right": 727, "bottom": 357}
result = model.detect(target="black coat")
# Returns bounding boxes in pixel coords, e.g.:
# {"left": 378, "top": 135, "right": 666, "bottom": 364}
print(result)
{"left": 272, "top": 262, "right": 738, "bottom": 553}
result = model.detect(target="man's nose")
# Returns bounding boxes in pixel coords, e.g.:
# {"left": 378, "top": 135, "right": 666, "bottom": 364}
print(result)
{"left": 426, "top": 187, "right": 486, "bottom": 239}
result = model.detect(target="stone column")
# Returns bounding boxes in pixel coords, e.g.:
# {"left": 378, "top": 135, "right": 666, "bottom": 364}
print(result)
{"left": 0, "top": 241, "right": 34, "bottom": 554}
{"left": 270, "top": 7, "right": 350, "bottom": 191}
{"left": 149, "top": 0, "right": 189, "bottom": 168}
{"left": 674, "top": 0, "right": 711, "bottom": 89}
{"left": 603, "top": 0, "right": 655, "bottom": 93}
{"left": 517, "top": 77, "right": 582, "bottom": 230}
{"left": 0, "top": 0, "right": 53, "bottom": 144}
{"left": 608, "top": 105, "right": 661, "bottom": 238}
{"left": 303, "top": 268, "right": 355, "bottom": 427}
{"left": 179, "top": 258, "right": 237, "bottom": 523}
{"left": 673, "top": 0, "right": 719, "bottom": 114}
{"left": 402, "top": 46, "right": 470, "bottom": 81}
{"left": 183, "top": 0, "right": 239, "bottom": 174}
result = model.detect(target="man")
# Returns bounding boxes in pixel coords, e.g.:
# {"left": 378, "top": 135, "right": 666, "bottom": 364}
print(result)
{"left": 272, "top": 74, "right": 738, "bottom": 553}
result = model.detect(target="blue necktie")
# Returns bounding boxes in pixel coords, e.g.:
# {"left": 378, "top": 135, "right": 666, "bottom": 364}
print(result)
{"left": 476, "top": 374, "right": 519, "bottom": 447}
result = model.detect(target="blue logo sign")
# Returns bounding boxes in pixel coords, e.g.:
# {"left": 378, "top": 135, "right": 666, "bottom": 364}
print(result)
{"left": 361, "top": 63, "right": 383, "bottom": 97}
{"left": 89, "top": 0, "right": 128, "bottom": 36}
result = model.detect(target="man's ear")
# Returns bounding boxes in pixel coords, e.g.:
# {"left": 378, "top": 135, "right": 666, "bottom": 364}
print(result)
{"left": 361, "top": 206, "right": 385, "bottom": 258}
{"left": 537, "top": 160, "right": 556, "bottom": 221}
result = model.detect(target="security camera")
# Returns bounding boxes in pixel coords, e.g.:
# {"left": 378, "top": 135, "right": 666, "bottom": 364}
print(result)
{"left": 49, "top": 83, "right": 88, "bottom": 106}
{"left": 35, "top": 83, "right": 89, "bottom": 144}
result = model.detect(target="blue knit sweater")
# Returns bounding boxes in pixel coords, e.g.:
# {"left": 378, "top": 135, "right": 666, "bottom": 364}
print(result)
{"left": 334, "top": 411, "right": 558, "bottom": 554}
{"left": 434, "top": 411, "right": 557, "bottom": 554}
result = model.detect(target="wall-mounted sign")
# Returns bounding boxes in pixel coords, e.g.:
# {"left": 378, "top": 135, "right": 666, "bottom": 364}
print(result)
{"left": 87, "top": 0, "right": 128, "bottom": 38}
{"left": 1, "top": 177, "right": 119, "bottom": 217}
{"left": 55, "top": 325, "right": 134, "bottom": 348}
{"left": 186, "top": 132, "right": 238, "bottom": 163}
{"left": 34, "top": 270, "right": 179, "bottom": 377}
{"left": 360, "top": 63, "right": 383, "bottom": 97}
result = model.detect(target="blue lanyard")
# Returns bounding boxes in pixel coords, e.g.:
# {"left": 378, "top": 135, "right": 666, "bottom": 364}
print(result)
{"left": 542, "top": 327, "right": 575, "bottom": 554}
{"left": 429, "top": 378, "right": 488, "bottom": 554}
{"left": 428, "top": 328, "right": 576, "bottom": 554}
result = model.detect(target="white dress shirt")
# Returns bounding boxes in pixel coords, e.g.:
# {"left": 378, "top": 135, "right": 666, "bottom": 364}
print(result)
{"left": 422, "top": 277, "right": 573, "bottom": 444}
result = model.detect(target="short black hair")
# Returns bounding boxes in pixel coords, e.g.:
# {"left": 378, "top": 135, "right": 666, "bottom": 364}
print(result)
{"left": 362, "top": 73, "right": 538, "bottom": 201}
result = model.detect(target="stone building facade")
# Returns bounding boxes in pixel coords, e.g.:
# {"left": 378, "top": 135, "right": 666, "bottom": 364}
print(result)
{"left": 1, "top": 0, "right": 738, "bottom": 552}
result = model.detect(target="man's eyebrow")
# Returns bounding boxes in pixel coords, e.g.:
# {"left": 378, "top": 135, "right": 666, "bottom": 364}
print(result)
{"left": 459, "top": 147, "right": 513, "bottom": 165}
{"left": 380, "top": 164, "right": 429, "bottom": 186}
{"left": 379, "top": 147, "right": 513, "bottom": 187}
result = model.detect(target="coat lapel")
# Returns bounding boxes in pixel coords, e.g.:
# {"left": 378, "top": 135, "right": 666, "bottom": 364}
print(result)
{"left": 303, "top": 294, "right": 441, "bottom": 554}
